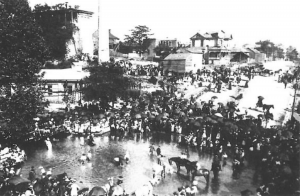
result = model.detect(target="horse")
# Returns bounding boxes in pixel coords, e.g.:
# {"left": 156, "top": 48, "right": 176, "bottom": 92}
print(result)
{"left": 263, "top": 104, "right": 274, "bottom": 112}
{"left": 168, "top": 157, "right": 197, "bottom": 176}
{"left": 274, "top": 69, "right": 282, "bottom": 74}
{"left": 191, "top": 165, "right": 210, "bottom": 184}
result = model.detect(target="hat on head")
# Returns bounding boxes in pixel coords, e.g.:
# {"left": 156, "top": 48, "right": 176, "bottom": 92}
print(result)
{"left": 192, "top": 181, "right": 198, "bottom": 186}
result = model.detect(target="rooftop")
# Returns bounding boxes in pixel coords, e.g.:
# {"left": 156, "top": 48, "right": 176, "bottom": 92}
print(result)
{"left": 177, "top": 47, "right": 204, "bottom": 54}
{"left": 164, "top": 53, "right": 192, "bottom": 60}
{"left": 40, "top": 68, "right": 90, "bottom": 81}
{"left": 33, "top": 8, "right": 93, "bottom": 16}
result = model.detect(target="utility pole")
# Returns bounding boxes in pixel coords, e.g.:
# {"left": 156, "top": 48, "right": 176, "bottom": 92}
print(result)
{"left": 291, "top": 65, "right": 299, "bottom": 120}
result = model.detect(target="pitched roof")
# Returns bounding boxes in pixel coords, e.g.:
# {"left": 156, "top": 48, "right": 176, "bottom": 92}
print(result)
{"left": 40, "top": 68, "right": 89, "bottom": 81}
{"left": 164, "top": 53, "right": 192, "bottom": 60}
{"left": 92, "top": 30, "right": 119, "bottom": 40}
{"left": 230, "top": 48, "right": 249, "bottom": 53}
{"left": 109, "top": 31, "right": 119, "bottom": 40}
{"left": 247, "top": 48, "right": 260, "bottom": 54}
{"left": 223, "top": 33, "right": 233, "bottom": 40}
{"left": 177, "top": 47, "right": 204, "bottom": 54}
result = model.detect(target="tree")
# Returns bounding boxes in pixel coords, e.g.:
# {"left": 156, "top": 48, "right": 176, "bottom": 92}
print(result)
{"left": 255, "top": 40, "right": 286, "bottom": 60}
{"left": 33, "top": 3, "right": 79, "bottom": 60}
{"left": 286, "top": 46, "right": 299, "bottom": 61}
{"left": 82, "top": 63, "right": 133, "bottom": 104}
{"left": 255, "top": 40, "right": 275, "bottom": 58}
{"left": 0, "top": 0, "right": 49, "bottom": 142}
{"left": 124, "top": 25, "right": 154, "bottom": 55}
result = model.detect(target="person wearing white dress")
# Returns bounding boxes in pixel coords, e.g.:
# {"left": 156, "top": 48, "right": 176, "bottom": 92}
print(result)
{"left": 70, "top": 181, "right": 80, "bottom": 196}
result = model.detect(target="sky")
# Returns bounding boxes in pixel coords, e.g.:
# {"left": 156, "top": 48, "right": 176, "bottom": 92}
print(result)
{"left": 28, "top": 0, "right": 300, "bottom": 50}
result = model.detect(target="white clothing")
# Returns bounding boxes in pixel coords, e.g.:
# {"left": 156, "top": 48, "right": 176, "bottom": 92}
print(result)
{"left": 71, "top": 183, "right": 80, "bottom": 196}
{"left": 46, "top": 170, "right": 52, "bottom": 176}
{"left": 171, "top": 124, "right": 175, "bottom": 132}
{"left": 40, "top": 168, "right": 46, "bottom": 175}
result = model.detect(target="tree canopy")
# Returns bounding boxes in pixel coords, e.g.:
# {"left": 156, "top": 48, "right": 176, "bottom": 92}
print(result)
{"left": 0, "top": 0, "right": 49, "bottom": 141}
{"left": 33, "top": 3, "right": 79, "bottom": 60}
{"left": 286, "top": 46, "right": 299, "bottom": 61}
{"left": 124, "top": 25, "right": 154, "bottom": 55}
{"left": 255, "top": 40, "right": 284, "bottom": 59}
{"left": 82, "top": 62, "right": 133, "bottom": 103}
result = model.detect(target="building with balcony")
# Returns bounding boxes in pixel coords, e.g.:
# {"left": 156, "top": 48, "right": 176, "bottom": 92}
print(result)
{"left": 190, "top": 30, "right": 233, "bottom": 65}
{"left": 33, "top": 5, "right": 94, "bottom": 57}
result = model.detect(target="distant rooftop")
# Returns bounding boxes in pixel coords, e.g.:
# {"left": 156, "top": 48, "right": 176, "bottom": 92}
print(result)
{"left": 164, "top": 53, "right": 192, "bottom": 60}
{"left": 33, "top": 8, "right": 93, "bottom": 16}
{"left": 41, "top": 68, "right": 90, "bottom": 82}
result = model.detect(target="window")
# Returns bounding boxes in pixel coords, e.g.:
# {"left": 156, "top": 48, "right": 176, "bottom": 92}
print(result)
{"left": 67, "top": 85, "right": 72, "bottom": 94}
{"left": 48, "top": 85, "right": 52, "bottom": 96}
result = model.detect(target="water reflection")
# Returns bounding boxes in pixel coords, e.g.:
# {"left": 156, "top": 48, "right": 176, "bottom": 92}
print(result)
{"left": 46, "top": 148, "right": 53, "bottom": 159}
{"left": 22, "top": 134, "right": 256, "bottom": 196}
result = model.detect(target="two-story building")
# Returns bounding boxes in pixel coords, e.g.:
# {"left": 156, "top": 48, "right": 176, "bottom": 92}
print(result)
{"left": 190, "top": 30, "right": 233, "bottom": 65}
{"left": 33, "top": 5, "right": 94, "bottom": 57}
{"left": 93, "top": 29, "right": 120, "bottom": 54}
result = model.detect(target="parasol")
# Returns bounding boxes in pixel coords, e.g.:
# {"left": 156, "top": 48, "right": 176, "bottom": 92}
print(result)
{"left": 282, "top": 165, "right": 292, "bottom": 175}
{"left": 194, "top": 121, "right": 201, "bottom": 127}
{"left": 8, "top": 176, "right": 30, "bottom": 186}
{"left": 141, "top": 113, "right": 147, "bottom": 118}
{"left": 211, "top": 96, "right": 218, "bottom": 99}
{"left": 162, "top": 113, "right": 169, "bottom": 118}
{"left": 174, "top": 108, "right": 181, "bottom": 114}
{"left": 214, "top": 113, "right": 223, "bottom": 118}
{"left": 179, "top": 111, "right": 186, "bottom": 117}
{"left": 281, "top": 131, "right": 293, "bottom": 139}
{"left": 209, "top": 119, "right": 218, "bottom": 124}
{"left": 92, "top": 119, "right": 99, "bottom": 124}
{"left": 135, "top": 114, "right": 142, "bottom": 119}
{"left": 181, "top": 117, "right": 188, "bottom": 122}
{"left": 180, "top": 105, "right": 187, "bottom": 110}
{"left": 89, "top": 186, "right": 106, "bottom": 196}
{"left": 99, "top": 114, "right": 105, "bottom": 119}
{"left": 156, "top": 114, "right": 163, "bottom": 121}
{"left": 149, "top": 115, "right": 155, "bottom": 119}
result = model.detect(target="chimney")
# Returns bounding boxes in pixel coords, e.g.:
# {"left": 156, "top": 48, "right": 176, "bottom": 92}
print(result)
{"left": 109, "top": 29, "right": 111, "bottom": 34}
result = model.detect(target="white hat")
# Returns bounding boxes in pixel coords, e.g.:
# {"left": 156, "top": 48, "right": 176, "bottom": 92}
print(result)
{"left": 192, "top": 181, "right": 198, "bottom": 186}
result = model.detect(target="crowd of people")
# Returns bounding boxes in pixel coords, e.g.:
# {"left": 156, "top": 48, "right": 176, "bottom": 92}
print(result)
{"left": 1, "top": 61, "right": 299, "bottom": 196}
{"left": 0, "top": 144, "right": 26, "bottom": 180}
